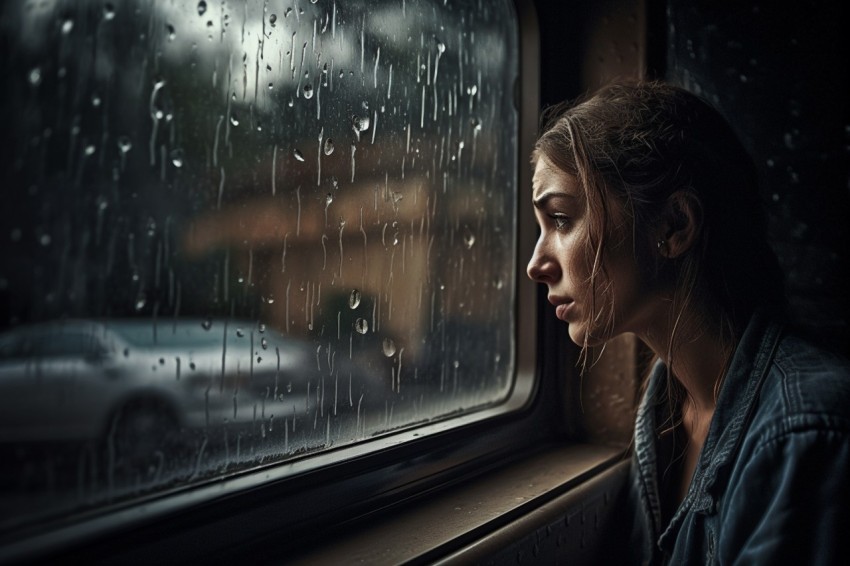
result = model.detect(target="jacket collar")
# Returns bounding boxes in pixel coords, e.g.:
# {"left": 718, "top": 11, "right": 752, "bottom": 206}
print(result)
{"left": 634, "top": 310, "right": 784, "bottom": 554}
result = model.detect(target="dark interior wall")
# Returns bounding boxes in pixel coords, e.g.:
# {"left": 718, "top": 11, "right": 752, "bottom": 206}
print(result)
{"left": 662, "top": 0, "right": 850, "bottom": 355}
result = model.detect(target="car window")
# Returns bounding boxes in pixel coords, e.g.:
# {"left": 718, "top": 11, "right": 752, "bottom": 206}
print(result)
{"left": 0, "top": 0, "right": 520, "bottom": 534}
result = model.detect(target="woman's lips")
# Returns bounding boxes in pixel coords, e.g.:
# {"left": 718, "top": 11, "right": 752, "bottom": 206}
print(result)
{"left": 554, "top": 301, "right": 575, "bottom": 322}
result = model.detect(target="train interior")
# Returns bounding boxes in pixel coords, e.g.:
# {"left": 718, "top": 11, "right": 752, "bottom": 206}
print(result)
{"left": 0, "top": 0, "right": 846, "bottom": 563}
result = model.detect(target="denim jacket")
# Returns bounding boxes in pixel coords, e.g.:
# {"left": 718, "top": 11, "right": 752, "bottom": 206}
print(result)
{"left": 630, "top": 311, "right": 850, "bottom": 565}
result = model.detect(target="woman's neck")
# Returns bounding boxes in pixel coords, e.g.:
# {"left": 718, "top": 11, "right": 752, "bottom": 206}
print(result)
{"left": 638, "top": 304, "right": 731, "bottom": 418}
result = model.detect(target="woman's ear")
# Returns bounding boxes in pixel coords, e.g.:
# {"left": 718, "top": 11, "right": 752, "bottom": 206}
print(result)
{"left": 658, "top": 191, "right": 702, "bottom": 258}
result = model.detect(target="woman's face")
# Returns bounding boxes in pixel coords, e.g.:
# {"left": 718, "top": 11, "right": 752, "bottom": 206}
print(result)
{"left": 527, "top": 157, "right": 660, "bottom": 346}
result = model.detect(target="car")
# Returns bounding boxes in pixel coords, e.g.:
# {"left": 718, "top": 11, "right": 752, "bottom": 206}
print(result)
{"left": 0, "top": 319, "right": 323, "bottom": 459}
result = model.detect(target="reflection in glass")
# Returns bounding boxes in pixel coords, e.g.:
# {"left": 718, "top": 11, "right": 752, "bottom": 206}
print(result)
{"left": 0, "top": 0, "right": 518, "bottom": 532}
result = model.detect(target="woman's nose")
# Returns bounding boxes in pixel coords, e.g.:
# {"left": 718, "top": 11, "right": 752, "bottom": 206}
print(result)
{"left": 527, "top": 241, "right": 559, "bottom": 283}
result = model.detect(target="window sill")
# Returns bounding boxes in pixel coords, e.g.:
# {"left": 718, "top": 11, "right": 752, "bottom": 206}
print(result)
{"left": 288, "top": 443, "right": 628, "bottom": 565}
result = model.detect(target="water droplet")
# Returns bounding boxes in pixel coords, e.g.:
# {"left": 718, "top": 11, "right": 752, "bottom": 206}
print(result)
{"left": 311, "top": 0, "right": 319, "bottom": 4}
{"left": 466, "top": 84, "right": 478, "bottom": 96}
{"left": 464, "top": 231, "right": 476, "bottom": 249}
{"left": 189, "top": 362, "right": 196, "bottom": 370}
{"left": 166, "top": 23, "right": 176, "bottom": 41}
{"left": 354, "top": 318, "right": 369, "bottom": 334}
{"left": 391, "top": 192, "right": 403, "bottom": 204}
{"left": 436, "top": 41, "right": 446, "bottom": 53}
{"left": 382, "top": 338, "right": 397, "bottom": 357}
{"left": 202, "top": 318, "right": 213, "bottom": 330}
{"left": 91, "top": 93, "right": 101, "bottom": 107}
{"left": 325, "top": 193, "right": 333, "bottom": 206}
{"left": 236, "top": 328, "right": 245, "bottom": 337}
{"left": 261, "top": 337, "right": 268, "bottom": 349}
{"left": 286, "top": 382, "right": 293, "bottom": 392}
{"left": 349, "top": 289, "right": 361, "bottom": 309}
{"left": 146, "top": 218, "right": 156, "bottom": 236}
{"left": 258, "top": 323, "right": 266, "bottom": 333}
{"left": 103, "top": 3, "right": 115, "bottom": 20}
{"left": 197, "top": 1, "right": 207, "bottom": 15}
{"left": 293, "top": 148, "right": 305, "bottom": 161}
{"left": 28, "top": 67, "right": 42, "bottom": 86}
{"left": 170, "top": 148, "right": 184, "bottom": 167}
{"left": 117, "top": 136, "right": 132, "bottom": 153}
{"left": 268, "top": 82, "right": 274, "bottom": 90}
{"left": 323, "top": 138, "right": 335, "bottom": 155}
{"left": 284, "top": 7, "right": 292, "bottom": 17}
{"left": 39, "top": 234, "right": 51, "bottom": 246}
{"left": 352, "top": 114, "right": 370, "bottom": 133}
{"left": 84, "top": 144, "right": 96, "bottom": 156}
{"left": 135, "top": 294, "right": 146, "bottom": 311}
{"left": 287, "top": 98, "right": 294, "bottom": 107}
{"left": 303, "top": 84, "right": 314, "bottom": 99}
{"left": 270, "top": 14, "right": 277, "bottom": 26}
{"left": 61, "top": 19, "right": 74, "bottom": 34}
{"left": 230, "top": 113, "right": 239, "bottom": 126}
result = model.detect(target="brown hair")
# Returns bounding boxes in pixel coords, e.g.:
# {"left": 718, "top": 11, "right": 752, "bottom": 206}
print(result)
{"left": 532, "top": 80, "right": 785, "bottom": 392}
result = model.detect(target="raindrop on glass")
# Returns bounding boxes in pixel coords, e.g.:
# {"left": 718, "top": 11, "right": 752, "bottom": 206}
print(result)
{"left": 270, "top": 14, "right": 277, "bottom": 26}
{"left": 325, "top": 193, "right": 333, "bottom": 206}
{"left": 349, "top": 289, "right": 361, "bottom": 309}
{"left": 230, "top": 113, "right": 239, "bottom": 126}
{"left": 84, "top": 144, "right": 96, "bottom": 156}
{"left": 117, "top": 136, "right": 132, "bottom": 153}
{"left": 236, "top": 328, "right": 245, "bottom": 338}
{"left": 284, "top": 7, "right": 292, "bottom": 17}
{"left": 166, "top": 23, "right": 176, "bottom": 41}
{"left": 103, "top": 3, "right": 115, "bottom": 20}
{"left": 258, "top": 323, "right": 266, "bottom": 333}
{"left": 303, "top": 84, "right": 314, "bottom": 99}
{"left": 202, "top": 318, "right": 213, "bottom": 330}
{"left": 268, "top": 82, "right": 274, "bottom": 90}
{"left": 261, "top": 337, "right": 268, "bottom": 350}
{"left": 464, "top": 232, "right": 476, "bottom": 249}
{"left": 382, "top": 338, "right": 397, "bottom": 357}
{"left": 352, "top": 115, "right": 370, "bottom": 139}
{"left": 323, "top": 138, "right": 335, "bottom": 155}
{"left": 61, "top": 19, "right": 74, "bottom": 34}
{"left": 28, "top": 67, "right": 42, "bottom": 86}
{"left": 354, "top": 318, "right": 369, "bottom": 334}
{"left": 197, "top": 1, "right": 207, "bottom": 16}
{"left": 170, "top": 148, "right": 184, "bottom": 167}
{"left": 436, "top": 41, "right": 446, "bottom": 53}
{"left": 293, "top": 148, "right": 305, "bottom": 161}
{"left": 135, "top": 294, "right": 146, "bottom": 311}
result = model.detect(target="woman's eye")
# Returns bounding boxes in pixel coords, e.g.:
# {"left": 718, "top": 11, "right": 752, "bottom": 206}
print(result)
{"left": 551, "top": 214, "right": 570, "bottom": 231}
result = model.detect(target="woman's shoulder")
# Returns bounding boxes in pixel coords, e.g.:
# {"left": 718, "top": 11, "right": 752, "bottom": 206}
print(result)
{"left": 754, "top": 330, "right": 850, "bottom": 437}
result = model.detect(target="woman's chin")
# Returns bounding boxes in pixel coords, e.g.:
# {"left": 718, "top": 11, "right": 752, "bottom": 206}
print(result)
{"left": 567, "top": 323, "right": 609, "bottom": 348}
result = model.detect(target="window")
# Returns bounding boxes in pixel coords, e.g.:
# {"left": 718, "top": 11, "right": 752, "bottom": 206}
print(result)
{"left": 0, "top": 0, "right": 524, "bottom": 539}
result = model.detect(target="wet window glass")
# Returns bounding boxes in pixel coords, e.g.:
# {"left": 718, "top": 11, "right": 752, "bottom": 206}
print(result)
{"left": 0, "top": 0, "right": 519, "bottom": 532}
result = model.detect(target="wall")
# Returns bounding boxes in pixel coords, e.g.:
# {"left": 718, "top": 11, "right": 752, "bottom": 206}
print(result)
{"left": 663, "top": 0, "right": 850, "bottom": 356}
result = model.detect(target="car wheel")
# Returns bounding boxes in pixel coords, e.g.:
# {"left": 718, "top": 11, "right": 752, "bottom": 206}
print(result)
{"left": 105, "top": 398, "right": 180, "bottom": 474}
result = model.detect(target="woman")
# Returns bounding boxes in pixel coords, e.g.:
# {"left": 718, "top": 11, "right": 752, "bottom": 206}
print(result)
{"left": 527, "top": 81, "right": 850, "bottom": 564}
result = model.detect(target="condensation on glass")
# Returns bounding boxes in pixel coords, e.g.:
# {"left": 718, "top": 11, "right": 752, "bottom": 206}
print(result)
{"left": 0, "top": 0, "right": 518, "bottom": 532}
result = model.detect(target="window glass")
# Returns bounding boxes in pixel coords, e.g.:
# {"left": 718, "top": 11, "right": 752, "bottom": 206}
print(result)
{"left": 0, "top": 0, "right": 519, "bottom": 532}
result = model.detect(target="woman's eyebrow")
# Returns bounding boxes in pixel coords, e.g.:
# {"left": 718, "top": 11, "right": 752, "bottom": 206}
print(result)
{"left": 532, "top": 190, "right": 577, "bottom": 209}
